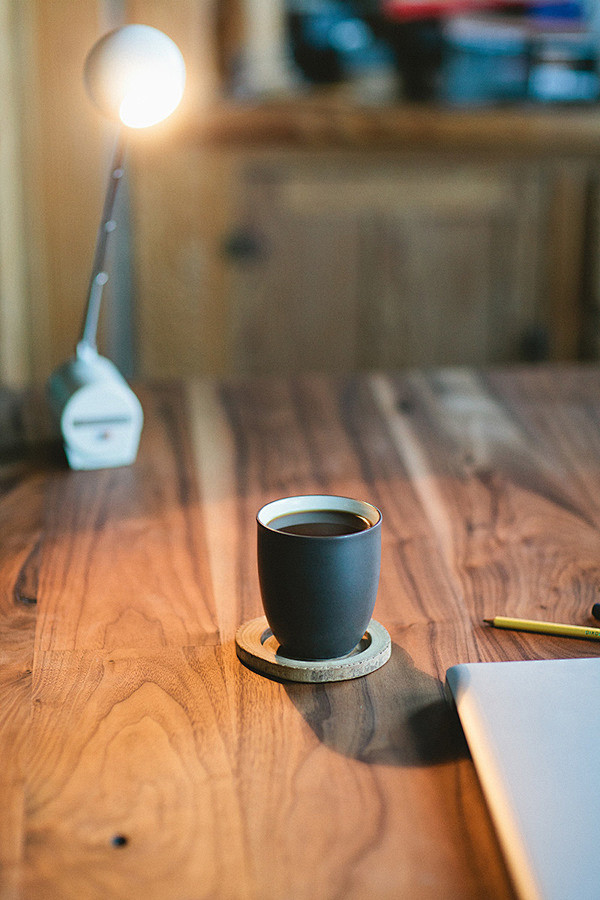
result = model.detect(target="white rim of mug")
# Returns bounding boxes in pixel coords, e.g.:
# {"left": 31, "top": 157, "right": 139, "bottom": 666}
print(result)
{"left": 257, "top": 494, "right": 382, "bottom": 536}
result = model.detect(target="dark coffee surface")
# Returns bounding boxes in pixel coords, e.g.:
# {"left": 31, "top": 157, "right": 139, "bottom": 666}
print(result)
{"left": 268, "top": 510, "right": 371, "bottom": 537}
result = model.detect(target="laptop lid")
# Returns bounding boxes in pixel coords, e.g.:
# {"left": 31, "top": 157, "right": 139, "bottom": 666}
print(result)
{"left": 446, "top": 657, "right": 600, "bottom": 900}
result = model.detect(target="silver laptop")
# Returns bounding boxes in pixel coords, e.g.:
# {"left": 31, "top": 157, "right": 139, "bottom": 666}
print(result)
{"left": 446, "top": 657, "right": 600, "bottom": 900}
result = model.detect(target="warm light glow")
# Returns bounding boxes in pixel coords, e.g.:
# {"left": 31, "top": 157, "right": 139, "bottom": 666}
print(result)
{"left": 118, "top": 73, "right": 185, "bottom": 128}
{"left": 84, "top": 25, "right": 185, "bottom": 128}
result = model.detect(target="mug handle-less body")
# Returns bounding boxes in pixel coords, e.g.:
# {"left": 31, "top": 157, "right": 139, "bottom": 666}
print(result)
{"left": 257, "top": 495, "right": 382, "bottom": 660}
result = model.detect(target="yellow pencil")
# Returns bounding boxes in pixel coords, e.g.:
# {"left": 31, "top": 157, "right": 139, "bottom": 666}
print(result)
{"left": 483, "top": 616, "right": 600, "bottom": 641}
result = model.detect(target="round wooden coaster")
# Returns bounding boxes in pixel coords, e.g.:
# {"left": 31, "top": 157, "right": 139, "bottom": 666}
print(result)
{"left": 235, "top": 617, "right": 391, "bottom": 683}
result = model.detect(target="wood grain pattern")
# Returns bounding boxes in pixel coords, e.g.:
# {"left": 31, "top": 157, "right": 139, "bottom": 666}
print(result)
{"left": 35, "top": 384, "right": 218, "bottom": 653}
{"left": 2, "top": 367, "right": 600, "bottom": 898}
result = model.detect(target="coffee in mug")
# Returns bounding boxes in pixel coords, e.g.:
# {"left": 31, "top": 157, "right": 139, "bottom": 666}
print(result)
{"left": 268, "top": 509, "right": 371, "bottom": 537}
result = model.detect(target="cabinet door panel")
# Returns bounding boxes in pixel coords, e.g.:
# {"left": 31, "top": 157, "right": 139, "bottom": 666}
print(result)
{"left": 228, "top": 160, "right": 544, "bottom": 374}
{"left": 230, "top": 174, "right": 364, "bottom": 374}
{"left": 367, "top": 216, "right": 494, "bottom": 368}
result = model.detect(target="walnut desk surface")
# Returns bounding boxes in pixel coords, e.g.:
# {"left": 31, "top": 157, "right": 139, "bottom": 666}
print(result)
{"left": 2, "top": 365, "right": 600, "bottom": 900}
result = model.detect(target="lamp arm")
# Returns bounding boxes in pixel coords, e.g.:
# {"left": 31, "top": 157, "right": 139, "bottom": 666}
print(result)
{"left": 77, "top": 131, "right": 127, "bottom": 356}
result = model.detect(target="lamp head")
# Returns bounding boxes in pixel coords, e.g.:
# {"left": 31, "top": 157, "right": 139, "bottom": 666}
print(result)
{"left": 84, "top": 24, "right": 186, "bottom": 128}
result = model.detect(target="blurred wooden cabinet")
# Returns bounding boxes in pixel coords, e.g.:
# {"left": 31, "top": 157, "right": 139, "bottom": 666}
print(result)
{"left": 132, "top": 141, "right": 593, "bottom": 378}
{"left": 11, "top": 0, "right": 600, "bottom": 383}
{"left": 227, "top": 155, "right": 546, "bottom": 374}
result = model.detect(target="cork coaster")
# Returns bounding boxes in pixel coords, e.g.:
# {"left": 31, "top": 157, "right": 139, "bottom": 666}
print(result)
{"left": 235, "top": 617, "right": 391, "bottom": 683}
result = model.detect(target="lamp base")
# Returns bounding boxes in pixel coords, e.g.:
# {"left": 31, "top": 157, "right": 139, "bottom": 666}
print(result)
{"left": 47, "top": 345, "right": 143, "bottom": 470}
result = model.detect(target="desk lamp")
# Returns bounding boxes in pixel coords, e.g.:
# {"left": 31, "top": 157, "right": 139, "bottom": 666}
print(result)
{"left": 48, "top": 25, "right": 185, "bottom": 470}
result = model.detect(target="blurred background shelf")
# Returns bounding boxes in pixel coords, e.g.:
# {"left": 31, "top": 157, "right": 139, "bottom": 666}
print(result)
{"left": 189, "top": 92, "right": 600, "bottom": 152}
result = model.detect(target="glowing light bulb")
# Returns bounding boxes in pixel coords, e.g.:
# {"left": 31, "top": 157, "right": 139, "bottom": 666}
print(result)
{"left": 84, "top": 24, "right": 185, "bottom": 128}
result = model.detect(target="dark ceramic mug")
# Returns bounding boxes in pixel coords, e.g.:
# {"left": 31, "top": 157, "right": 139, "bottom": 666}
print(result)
{"left": 257, "top": 494, "right": 382, "bottom": 660}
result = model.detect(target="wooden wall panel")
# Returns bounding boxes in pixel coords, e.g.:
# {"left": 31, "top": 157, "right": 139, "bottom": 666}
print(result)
{"left": 27, "top": 0, "right": 108, "bottom": 375}
{"left": 0, "top": 0, "right": 31, "bottom": 385}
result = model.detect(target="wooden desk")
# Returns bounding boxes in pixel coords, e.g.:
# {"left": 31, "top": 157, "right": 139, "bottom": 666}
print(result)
{"left": 3, "top": 366, "right": 600, "bottom": 899}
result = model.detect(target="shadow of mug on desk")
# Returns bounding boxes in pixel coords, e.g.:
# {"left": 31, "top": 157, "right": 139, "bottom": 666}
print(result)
{"left": 256, "top": 494, "right": 382, "bottom": 660}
